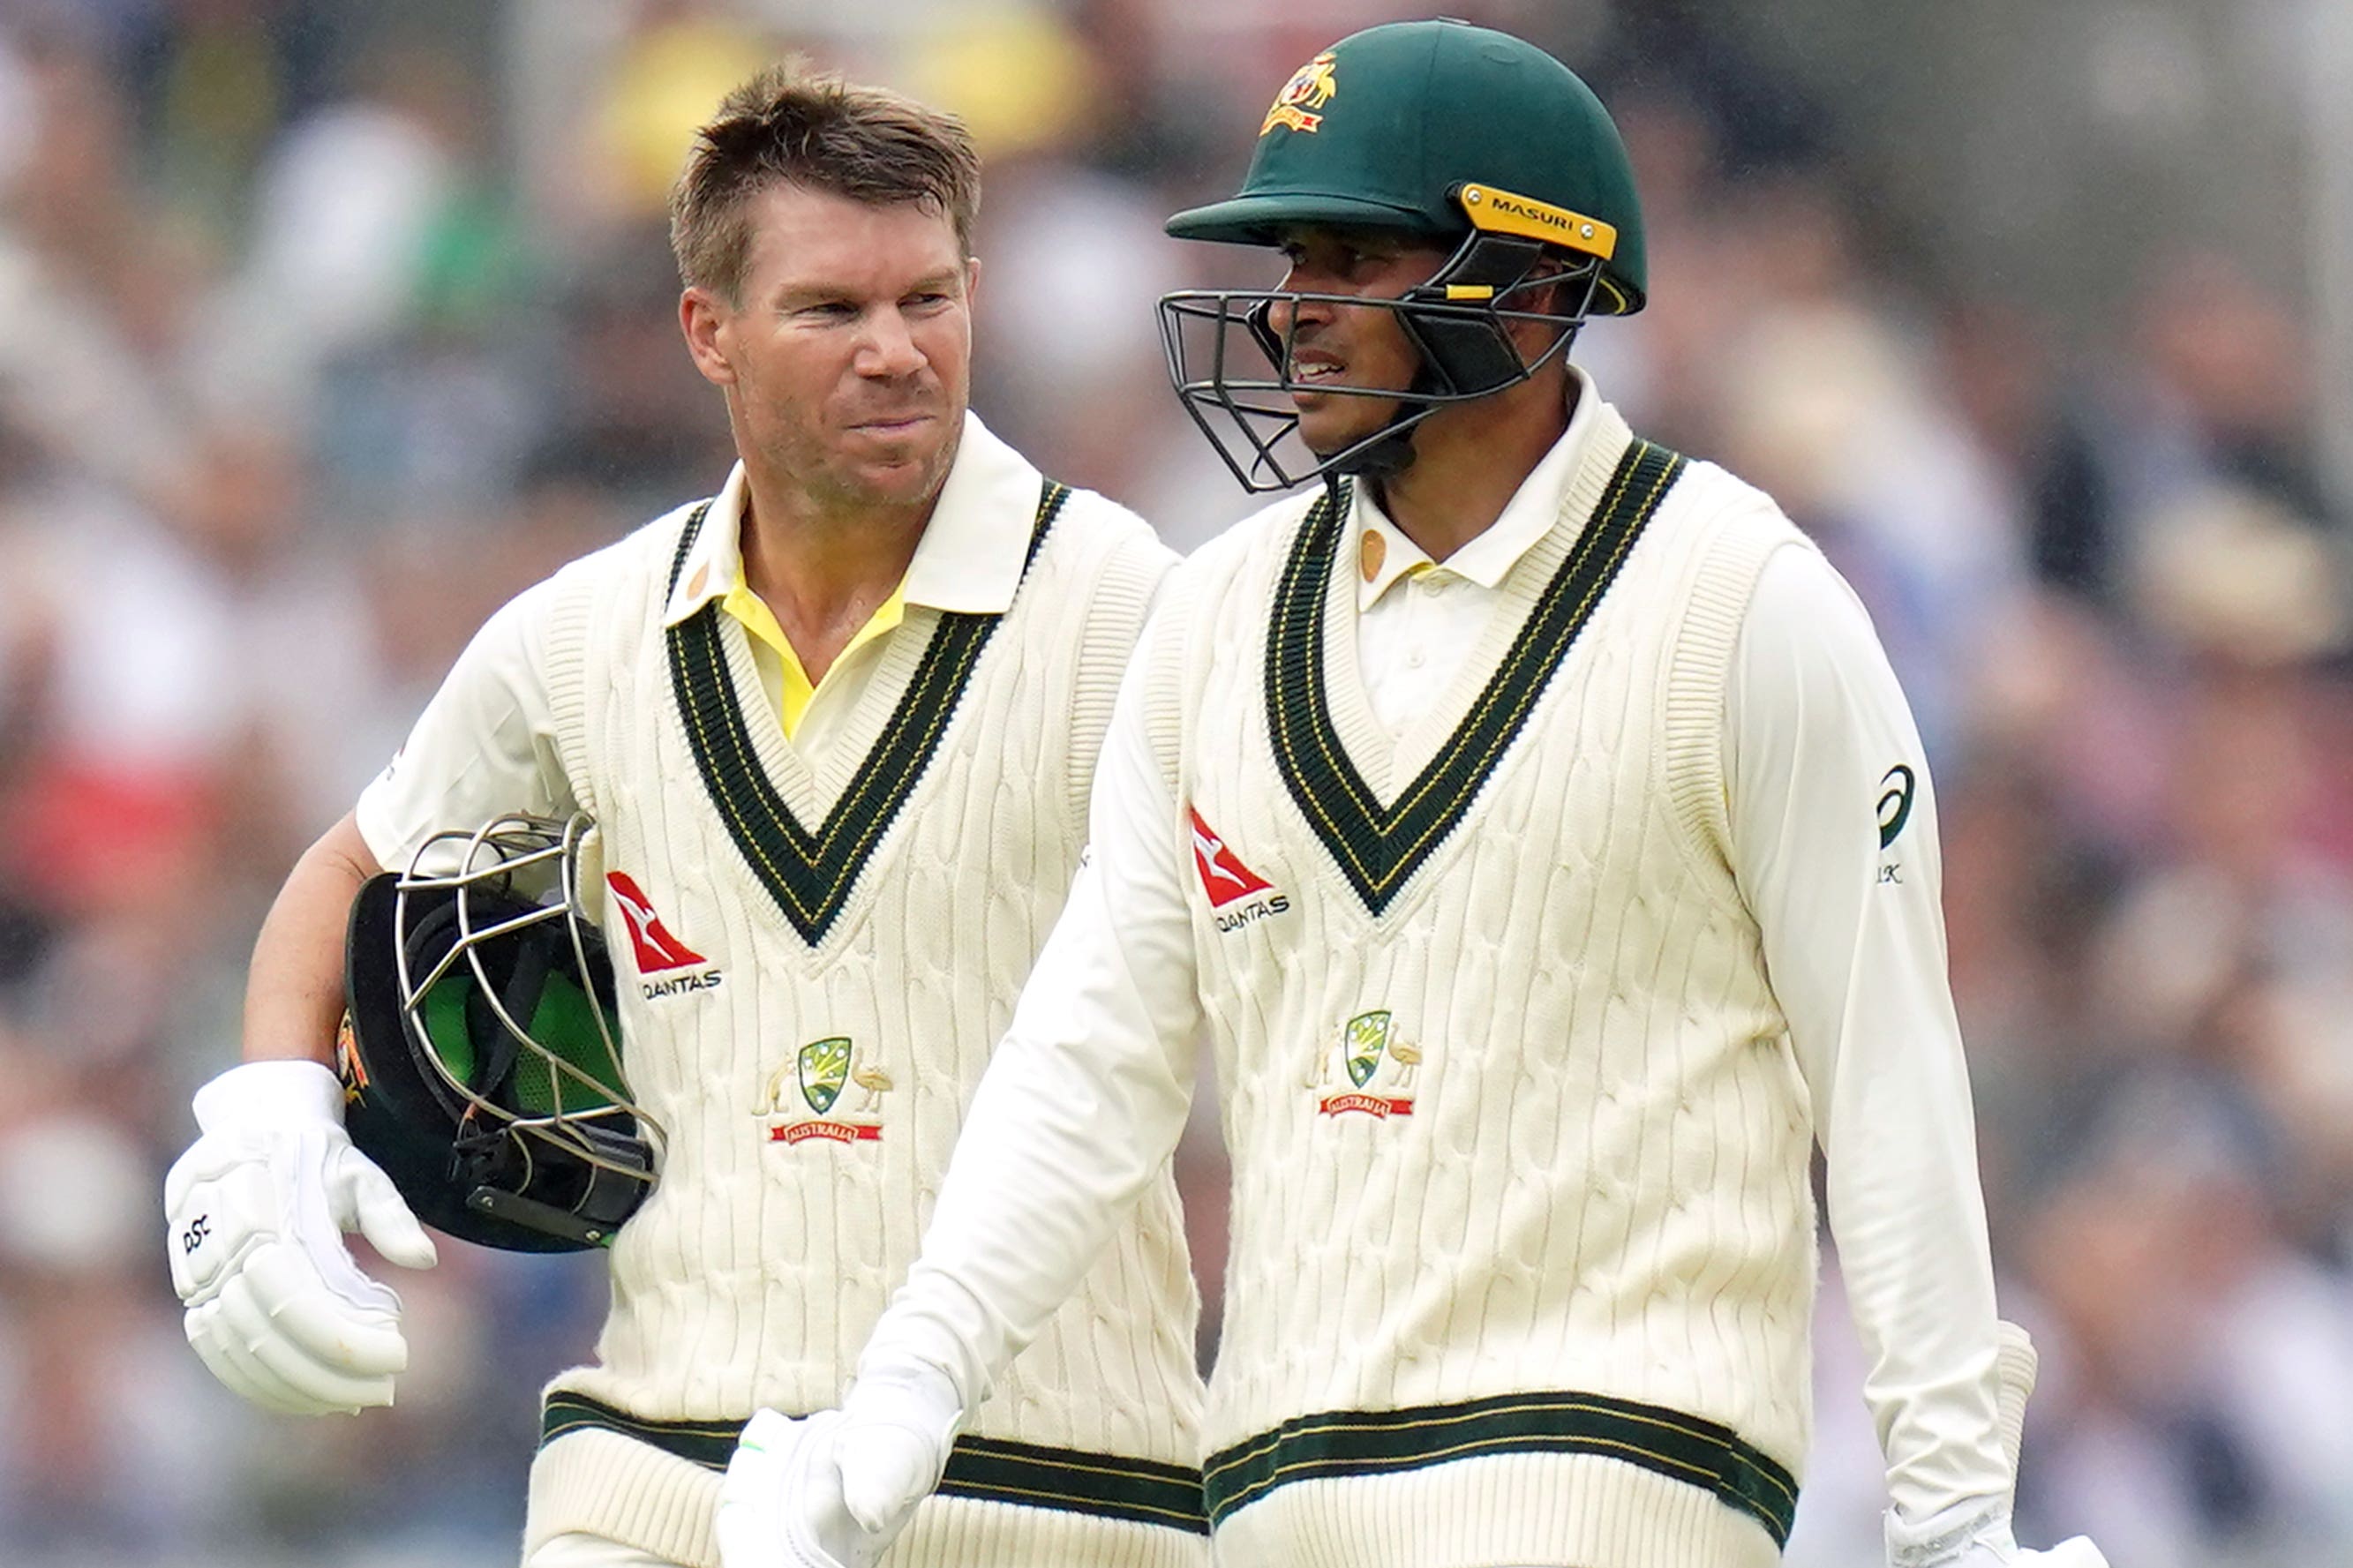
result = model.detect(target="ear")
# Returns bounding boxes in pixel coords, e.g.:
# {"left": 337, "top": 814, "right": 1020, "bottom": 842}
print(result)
{"left": 1500, "top": 276, "right": 1577, "bottom": 361}
{"left": 962, "top": 254, "right": 982, "bottom": 309}
{"left": 680, "top": 288, "right": 738, "bottom": 387}
{"left": 1502, "top": 309, "right": 1566, "bottom": 361}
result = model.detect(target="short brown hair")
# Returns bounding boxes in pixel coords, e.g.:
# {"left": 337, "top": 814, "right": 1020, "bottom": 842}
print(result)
{"left": 670, "top": 60, "right": 981, "bottom": 304}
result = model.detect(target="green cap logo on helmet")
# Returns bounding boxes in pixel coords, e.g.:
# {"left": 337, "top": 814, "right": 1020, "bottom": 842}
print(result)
{"left": 1159, "top": 20, "right": 1648, "bottom": 492}
{"left": 1260, "top": 51, "right": 1338, "bottom": 136}
{"left": 1173, "top": 19, "right": 1645, "bottom": 309}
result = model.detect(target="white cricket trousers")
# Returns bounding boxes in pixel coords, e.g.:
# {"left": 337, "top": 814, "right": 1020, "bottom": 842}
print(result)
{"left": 523, "top": 1533, "right": 680, "bottom": 1568}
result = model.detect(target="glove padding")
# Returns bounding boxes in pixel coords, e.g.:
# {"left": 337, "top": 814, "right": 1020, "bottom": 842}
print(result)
{"left": 715, "top": 1362, "right": 960, "bottom": 1568}
{"left": 164, "top": 1059, "right": 438, "bottom": 1414}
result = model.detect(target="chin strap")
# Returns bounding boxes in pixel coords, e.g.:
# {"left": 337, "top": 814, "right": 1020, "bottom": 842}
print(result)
{"left": 1330, "top": 365, "right": 1446, "bottom": 481}
{"left": 1333, "top": 424, "right": 1420, "bottom": 480}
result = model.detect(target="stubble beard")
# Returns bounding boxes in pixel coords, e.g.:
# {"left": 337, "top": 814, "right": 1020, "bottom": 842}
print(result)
{"left": 1297, "top": 394, "right": 1406, "bottom": 460}
{"left": 748, "top": 403, "right": 963, "bottom": 520}
{"left": 832, "top": 417, "right": 959, "bottom": 513}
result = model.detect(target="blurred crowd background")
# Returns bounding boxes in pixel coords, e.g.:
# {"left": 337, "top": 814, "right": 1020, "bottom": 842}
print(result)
{"left": 0, "top": 0, "right": 2349, "bottom": 1564}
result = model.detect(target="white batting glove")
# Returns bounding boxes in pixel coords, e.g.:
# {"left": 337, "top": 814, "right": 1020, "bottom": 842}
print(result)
{"left": 714, "top": 1362, "right": 960, "bottom": 1568}
{"left": 163, "top": 1059, "right": 438, "bottom": 1415}
{"left": 1885, "top": 1322, "right": 2109, "bottom": 1568}
{"left": 1890, "top": 1520, "right": 2110, "bottom": 1568}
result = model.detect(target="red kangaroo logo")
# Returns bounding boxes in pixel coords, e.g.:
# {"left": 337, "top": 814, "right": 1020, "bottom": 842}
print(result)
{"left": 1187, "top": 807, "right": 1273, "bottom": 909}
{"left": 605, "top": 872, "right": 709, "bottom": 972}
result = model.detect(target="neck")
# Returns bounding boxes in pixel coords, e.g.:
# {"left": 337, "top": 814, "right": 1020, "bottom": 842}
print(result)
{"left": 735, "top": 459, "right": 940, "bottom": 686}
{"left": 1373, "top": 370, "right": 1577, "bottom": 561}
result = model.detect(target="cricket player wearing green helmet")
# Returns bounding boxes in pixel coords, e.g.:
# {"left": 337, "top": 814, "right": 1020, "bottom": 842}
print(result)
{"left": 1156, "top": 16, "right": 1645, "bottom": 493}
{"left": 720, "top": 21, "right": 2109, "bottom": 1568}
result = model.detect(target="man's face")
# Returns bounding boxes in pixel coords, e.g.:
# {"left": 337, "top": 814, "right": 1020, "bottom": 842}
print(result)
{"left": 686, "top": 183, "right": 976, "bottom": 513}
{"left": 1262, "top": 227, "right": 1451, "bottom": 458}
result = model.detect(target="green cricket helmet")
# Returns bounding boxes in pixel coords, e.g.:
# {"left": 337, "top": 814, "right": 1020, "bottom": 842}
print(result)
{"left": 338, "top": 812, "right": 658, "bottom": 1252}
{"left": 1158, "top": 19, "right": 1646, "bottom": 491}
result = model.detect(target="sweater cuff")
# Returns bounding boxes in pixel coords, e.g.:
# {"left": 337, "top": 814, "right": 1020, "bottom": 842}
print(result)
{"left": 861, "top": 1269, "right": 1001, "bottom": 1417}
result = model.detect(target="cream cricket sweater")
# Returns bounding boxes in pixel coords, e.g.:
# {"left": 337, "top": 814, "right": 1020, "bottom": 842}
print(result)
{"left": 1172, "top": 416, "right": 1807, "bottom": 1568}
{"left": 873, "top": 404, "right": 1831, "bottom": 1568}
{"left": 515, "top": 468, "right": 1207, "bottom": 1567}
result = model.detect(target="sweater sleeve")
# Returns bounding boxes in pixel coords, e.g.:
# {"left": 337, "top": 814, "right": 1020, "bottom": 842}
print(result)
{"left": 860, "top": 596, "right": 1203, "bottom": 1408}
{"left": 1725, "top": 545, "right": 2009, "bottom": 1528}
{"left": 1064, "top": 516, "right": 1178, "bottom": 827}
{"left": 354, "top": 575, "right": 577, "bottom": 870}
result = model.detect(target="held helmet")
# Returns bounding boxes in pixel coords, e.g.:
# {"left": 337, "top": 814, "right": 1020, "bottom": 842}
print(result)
{"left": 1158, "top": 19, "right": 1645, "bottom": 491}
{"left": 337, "top": 812, "right": 659, "bottom": 1251}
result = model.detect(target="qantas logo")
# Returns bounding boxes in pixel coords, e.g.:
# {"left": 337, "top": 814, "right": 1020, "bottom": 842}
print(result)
{"left": 605, "top": 872, "right": 711, "bottom": 978}
{"left": 1188, "top": 807, "right": 1289, "bottom": 932}
{"left": 1189, "top": 807, "right": 1272, "bottom": 907}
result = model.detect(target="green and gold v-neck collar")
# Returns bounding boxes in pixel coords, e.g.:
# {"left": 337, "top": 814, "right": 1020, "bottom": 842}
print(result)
{"left": 1267, "top": 440, "right": 1684, "bottom": 917}
{"left": 664, "top": 480, "right": 1069, "bottom": 945}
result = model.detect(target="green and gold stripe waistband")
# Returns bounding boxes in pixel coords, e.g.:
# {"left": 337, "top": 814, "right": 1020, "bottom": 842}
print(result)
{"left": 1202, "top": 1388, "right": 1797, "bottom": 1546}
{"left": 540, "top": 1391, "right": 1208, "bottom": 1536}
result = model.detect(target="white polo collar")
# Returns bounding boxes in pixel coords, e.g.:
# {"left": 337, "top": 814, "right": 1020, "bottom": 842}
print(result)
{"left": 662, "top": 410, "right": 1044, "bottom": 626}
{"left": 1352, "top": 364, "right": 1621, "bottom": 611}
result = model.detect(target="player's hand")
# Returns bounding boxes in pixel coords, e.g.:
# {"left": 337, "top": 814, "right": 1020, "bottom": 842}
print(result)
{"left": 163, "top": 1059, "right": 438, "bottom": 1415}
{"left": 1887, "top": 1505, "right": 2109, "bottom": 1568}
{"left": 1928, "top": 1541, "right": 2110, "bottom": 1568}
{"left": 1873, "top": 1495, "right": 2117, "bottom": 1568}
{"left": 714, "top": 1362, "right": 960, "bottom": 1568}
{"left": 716, "top": 1410, "right": 874, "bottom": 1568}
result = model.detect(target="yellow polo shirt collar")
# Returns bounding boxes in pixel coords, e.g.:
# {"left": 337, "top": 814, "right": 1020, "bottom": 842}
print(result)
{"left": 659, "top": 411, "right": 1043, "bottom": 737}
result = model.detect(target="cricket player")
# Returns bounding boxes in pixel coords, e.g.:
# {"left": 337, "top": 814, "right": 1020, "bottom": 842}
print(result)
{"left": 712, "top": 21, "right": 2109, "bottom": 1568}
{"left": 161, "top": 64, "right": 1208, "bottom": 1568}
